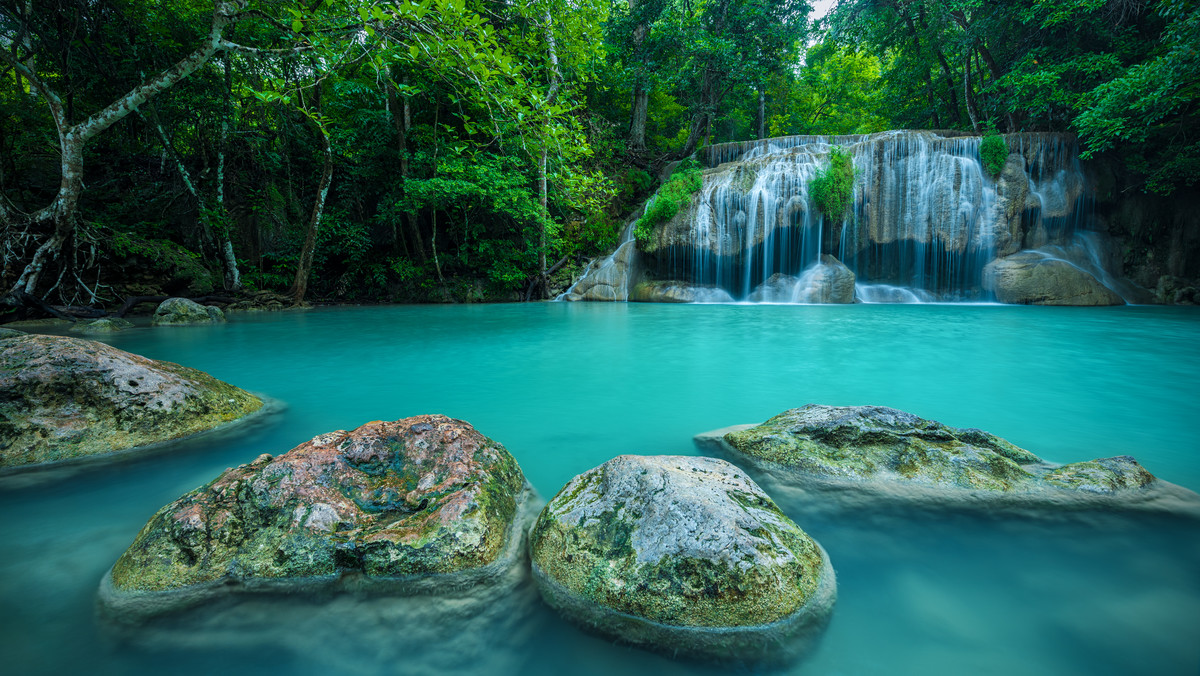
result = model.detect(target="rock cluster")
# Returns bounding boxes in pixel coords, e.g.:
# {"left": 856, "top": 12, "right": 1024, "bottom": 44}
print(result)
{"left": 747, "top": 256, "right": 856, "bottom": 304}
{"left": 0, "top": 334, "right": 262, "bottom": 469}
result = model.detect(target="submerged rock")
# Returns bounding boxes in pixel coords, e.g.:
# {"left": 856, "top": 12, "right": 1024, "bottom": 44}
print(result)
{"left": 983, "top": 251, "right": 1123, "bottom": 305}
{"left": 102, "top": 415, "right": 537, "bottom": 618}
{"left": 0, "top": 335, "right": 262, "bottom": 470}
{"left": 153, "top": 298, "right": 226, "bottom": 325}
{"left": 529, "top": 454, "right": 835, "bottom": 663}
{"left": 69, "top": 317, "right": 134, "bottom": 334}
{"left": 629, "top": 280, "right": 735, "bottom": 303}
{"left": 696, "top": 405, "right": 1200, "bottom": 516}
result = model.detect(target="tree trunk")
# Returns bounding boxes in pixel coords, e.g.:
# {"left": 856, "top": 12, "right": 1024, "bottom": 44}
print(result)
{"left": 2, "top": 0, "right": 247, "bottom": 296}
{"left": 629, "top": 86, "right": 649, "bottom": 153}
{"left": 757, "top": 88, "right": 766, "bottom": 139}
{"left": 627, "top": 0, "right": 650, "bottom": 153}
{"left": 976, "top": 41, "right": 1017, "bottom": 131}
{"left": 288, "top": 112, "right": 333, "bottom": 305}
{"left": 537, "top": 11, "right": 562, "bottom": 299}
{"left": 142, "top": 107, "right": 214, "bottom": 249}
{"left": 218, "top": 57, "right": 241, "bottom": 290}
{"left": 964, "top": 48, "right": 980, "bottom": 133}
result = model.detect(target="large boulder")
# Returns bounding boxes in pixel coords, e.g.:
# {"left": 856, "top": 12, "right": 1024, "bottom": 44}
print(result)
{"left": 629, "top": 280, "right": 734, "bottom": 303}
{"left": 983, "top": 250, "right": 1124, "bottom": 305}
{"left": 153, "top": 298, "right": 226, "bottom": 325}
{"left": 747, "top": 255, "right": 856, "bottom": 303}
{"left": 0, "top": 327, "right": 25, "bottom": 339}
{"left": 101, "top": 415, "right": 537, "bottom": 618}
{"left": 0, "top": 335, "right": 262, "bottom": 470}
{"left": 529, "top": 454, "right": 835, "bottom": 663}
{"left": 987, "top": 153, "right": 1034, "bottom": 258}
{"left": 696, "top": 405, "right": 1200, "bottom": 516}
{"left": 562, "top": 238, "right": 639, "bottom": 302}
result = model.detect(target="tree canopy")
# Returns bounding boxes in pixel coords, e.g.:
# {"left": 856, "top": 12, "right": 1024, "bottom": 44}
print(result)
{"left": 0, "top": 0, "right": 1195, "bottom": 309}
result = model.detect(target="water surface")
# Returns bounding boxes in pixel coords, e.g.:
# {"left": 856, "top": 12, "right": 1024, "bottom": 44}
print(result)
{"left": 2, "top": 304, "right": 1198, "bottom": 675}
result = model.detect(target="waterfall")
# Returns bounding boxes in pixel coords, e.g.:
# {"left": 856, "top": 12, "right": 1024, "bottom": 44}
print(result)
{"left": 561, "top": 130, "right": 1128, "bottom": 304}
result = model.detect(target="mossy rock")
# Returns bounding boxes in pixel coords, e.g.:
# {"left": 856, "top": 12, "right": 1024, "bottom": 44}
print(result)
{"left": 152, "top": 298, "right": 226, "bottom": 325}
{"left": 720, "top": 404, "right": 1039, "bottom": 491}
{"left": 102, "top": 415, "right": 537, "bottom": 618}
{"left": 1043, "top": 456, "right": 1155, "bottom": 494}
{"left": 0, "top": 335, "right": 263, "bottom": 470}
{"left": 529, "top": 454, "right": 835, "bottom": 663}
{"left": 696, "top": 404, "right": 1200, "bottom": 517}
{"left": 69, "top": 318, "right": 134, "bottom": 334}
{"left": 0, "top": 327, "right": 25, "bottom": 339}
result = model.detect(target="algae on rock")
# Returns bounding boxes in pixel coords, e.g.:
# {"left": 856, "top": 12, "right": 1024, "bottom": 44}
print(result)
{"left": 696, "top": 404, "right": 1200, "bottom": 516}
{"left": 153, "top": 297, "right": 226, "bottom": 325}
{"left": 0, "top": 334, "right": 262, "bottom": 469}
{"left": 529, "top": 454, "right": 835, "bottom": 662}
{"left": 104, "top": 415, "right": 536, "bottom": 617}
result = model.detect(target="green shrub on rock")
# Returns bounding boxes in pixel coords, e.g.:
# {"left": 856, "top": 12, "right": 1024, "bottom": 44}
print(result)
{"left": 981, "top": 130, "right": 1009, "bottom": 178}
{"left": 811, "top": 146, "right": 856, "bottom": 219}
{"left": 634, "top": 159, "right": 703, "bottom": 247}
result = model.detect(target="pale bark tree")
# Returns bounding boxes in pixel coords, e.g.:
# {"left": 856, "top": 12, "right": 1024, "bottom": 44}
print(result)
{"left": 0, "top": 0, "right": 297, "bottom": 301}
{"left": 288, "top": 95, "right": 334, "bottom": 305}
{"left": 537, "top": 10, "right": 562, "bottom": 299}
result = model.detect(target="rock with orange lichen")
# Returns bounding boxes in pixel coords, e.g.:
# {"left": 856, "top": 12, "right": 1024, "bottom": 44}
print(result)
{"left": 101, "top": 415, "right": 536, "bottom": 617}
{"left": 0, "top": 334, "right": 262, "bottom": 470}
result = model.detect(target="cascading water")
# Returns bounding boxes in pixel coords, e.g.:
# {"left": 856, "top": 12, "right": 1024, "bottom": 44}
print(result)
{"left": 561, "top": 130, "right": 1130, "bottom": 304}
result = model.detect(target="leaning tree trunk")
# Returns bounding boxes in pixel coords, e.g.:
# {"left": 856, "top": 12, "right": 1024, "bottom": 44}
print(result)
{"left": 288, "top": 116, "right": 333, "bottom": 305}
{"left": 1, "top": 0, "right": 247, "bottom": 297}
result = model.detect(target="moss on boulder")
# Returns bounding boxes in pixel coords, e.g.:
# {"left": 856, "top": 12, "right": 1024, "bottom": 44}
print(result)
{"left": 720, "top": 404, "right": 1038, "bottom": 491}
{"left": 529, "top": 454, "right": 835, "bottom": 662}
{"left": 103, "top": 415, "right": 536, "bottom": 616}
{"left": 69, "top": 318, "right": 134, "bottom": 334}
{"left": 697, "top": 404, "right": 1200, "bottom": 516}
{"left": 0, "top": 335, "right": 262, "bottom": 469}
{"left": 153, "top": 298, "right": 226, "bottom": 325}
{"left": 1043, "top": 456, "right": 1156, "bottom": 494}
{"left": 0, "top": 327, "right": 25, "bottom": 339}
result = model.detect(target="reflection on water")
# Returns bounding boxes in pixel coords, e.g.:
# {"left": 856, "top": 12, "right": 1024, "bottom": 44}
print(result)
{"left": 1, "top": 304, "right": 1198, "bottom": 675}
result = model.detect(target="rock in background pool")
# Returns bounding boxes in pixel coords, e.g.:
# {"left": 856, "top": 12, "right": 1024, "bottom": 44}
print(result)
{"left": 529, "top": 454, "right": 836, "bottom": 663}
{"left": 152, "top": 297, "right": 226, "bottom": 325}
{"left": 101, "top": 415, "right": 539, "bottom": 619}
{"left": 695, "top": 404, "right": 1200, "bottom": 517}
{"left": 69, "top": 317, "right": 134, "bottom": 334}
{"left": 0, "top": 334, "right": 263, "bottom": 470}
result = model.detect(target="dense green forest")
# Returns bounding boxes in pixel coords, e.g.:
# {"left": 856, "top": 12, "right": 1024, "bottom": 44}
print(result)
{"left": 1, "top": 0, "right": 1196, "bottom": 308}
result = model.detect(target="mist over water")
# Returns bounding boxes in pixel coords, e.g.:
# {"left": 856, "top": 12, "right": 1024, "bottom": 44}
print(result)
{"left": 2, "top": 304, "right": 1198, "bottom": 675}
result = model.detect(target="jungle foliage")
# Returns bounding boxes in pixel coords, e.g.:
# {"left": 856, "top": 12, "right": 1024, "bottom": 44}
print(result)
{"left": 0, "top": 0, "right": 1195, "bottom": 308}
{"left": 811, "top": 146, "right": 856, "bottom": 219}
